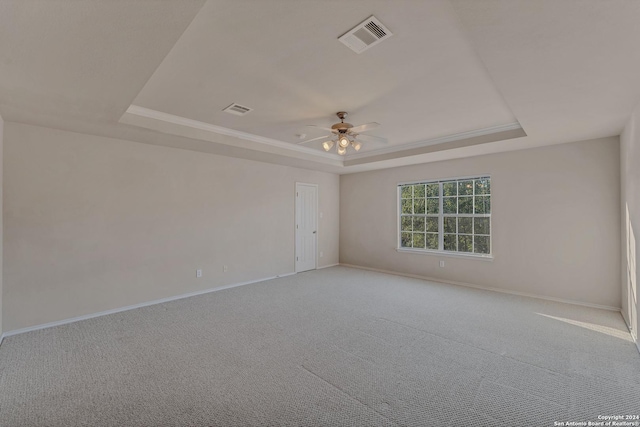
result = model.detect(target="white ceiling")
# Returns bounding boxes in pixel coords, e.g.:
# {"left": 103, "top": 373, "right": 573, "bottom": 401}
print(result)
{"left": 1, "top": 0, "right": 639, "bottom": 173}
{"left": 0, "top": 0, "right": 206, "bottom": 123}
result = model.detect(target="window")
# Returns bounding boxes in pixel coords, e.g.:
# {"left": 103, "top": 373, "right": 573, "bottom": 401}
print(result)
{"left": 399, "top": 176, "right": 491, "bottom": 256}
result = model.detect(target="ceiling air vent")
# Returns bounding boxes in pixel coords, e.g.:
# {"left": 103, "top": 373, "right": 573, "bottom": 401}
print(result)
{"left": 338, "top": 16, "right": 392, "bottom": 54}
{"left": 223, "top": 103, "right": 253, "bottom": 116}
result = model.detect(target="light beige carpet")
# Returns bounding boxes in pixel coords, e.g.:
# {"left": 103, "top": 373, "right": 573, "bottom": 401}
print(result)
{"left": 0, "top": 266, "right": 638, "bottom": 426}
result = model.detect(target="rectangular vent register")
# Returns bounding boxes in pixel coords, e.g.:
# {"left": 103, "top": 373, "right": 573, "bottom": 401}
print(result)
{"left": 223, "top": 103, "right": 253, "bottom": 116}
{"left": 338, "top": 16, "right": 392, "bottom": 54}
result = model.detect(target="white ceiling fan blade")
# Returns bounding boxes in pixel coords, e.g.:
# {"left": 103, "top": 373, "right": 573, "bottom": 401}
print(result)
{"left": 306, "top": 125, "right": 335, "bottom": 133}
{"left": 297, "top": 134, "right": 332, "bottom": 145}
{"left": 349, "top": 122, "right": 380, "bottom": 134}
{"left": 355, "top": 133, "right": 388, "bottom": 144}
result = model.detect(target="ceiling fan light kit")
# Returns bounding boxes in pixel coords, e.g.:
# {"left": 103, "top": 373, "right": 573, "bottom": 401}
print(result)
{"left": 322, "top": 140, "right": 335, "bottom": 151}
{"left": 338, "top": 134, "right": 350, "bottom": 148}
{"left": 322, "top": 134, "right": 361, "bottom": 154}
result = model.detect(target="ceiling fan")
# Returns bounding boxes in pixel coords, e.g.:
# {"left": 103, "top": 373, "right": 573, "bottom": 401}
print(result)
{"left": 298, "top": 112, "right": 387, "bottom": 155}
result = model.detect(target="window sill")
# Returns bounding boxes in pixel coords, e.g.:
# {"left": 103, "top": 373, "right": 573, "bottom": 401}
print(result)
{"left": 396, "top": 247, "right": 494, "bottom": 261}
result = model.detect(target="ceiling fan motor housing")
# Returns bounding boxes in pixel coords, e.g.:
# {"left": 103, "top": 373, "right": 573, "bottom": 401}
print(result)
{"left": 332, "top": 124, "right": 352, "bottom": 133}
{"left": 332, "top": 111, "right": 353, "bottom": 133}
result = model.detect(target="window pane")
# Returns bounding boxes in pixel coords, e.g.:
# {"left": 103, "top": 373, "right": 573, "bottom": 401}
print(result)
{"left": 443, "top": 197, "right": 457, "bottom": 214}
{"left": 475, "top": 179, "right": 490, "bottom": 195}
{"left": 458, "top": 235, "right": 473, "bottom": 253}
{"left": 474, "top": 236, "right": 490, "bottom": 254}
{"left": 458, "top": 180, "right": 473, "bottom": 196}
{"left": 444, "top": 234, "right": 457, "bottom": 251}
{"left": 458, "top": 196, "right": 473, "bottom": 214}
{"left": 475, "top": 196, "right": 490, "bottom": 214}
{"left": 426, "top": 184, "right": 439, "bottom": 197}
{"left": 401, "top": 216, "right": 412, "bottom": 231}
{"left": 444, "top": 217, "right": 456, "bottom": 234}
{"left": 458, "top": 217, "right": 473, "bottom": 234}
{"left": 474, "top": 217, "right": 490, "bottom": 235}
{"left": 400, "top": 177, "right": 491, "bottom": 255}
{"left": 426, "top": 198, "right": 439, "bottom": 214}
{"left": 401, "top": 233, "right": 412, "bottom": 247}
{"left": 402, "top": 199, "right": 413, "bottom": 214}
{"left": 426, "top": 233, "right": 438, "bottom": 250}
{"left": 426, "top": 217, "right": 438, "bottom": 233}
{"left": 443, "top": 182, "right": 457, "bottom": 196}
{"left": 412, "top": 233, "right": 425, "bottom": 249}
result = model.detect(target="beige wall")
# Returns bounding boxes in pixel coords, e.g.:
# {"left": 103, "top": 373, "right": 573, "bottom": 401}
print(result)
{"left": 340, "top": 137, "right": 621, "bottom": 308}
{"left": 3, "top": 122, "right": 339, "bottom": 332}
{"left": 0, "top": 114, "right": 3, "bottom": 336}
{"left": 621, "top": 105, "right": 640, "bottom": 346}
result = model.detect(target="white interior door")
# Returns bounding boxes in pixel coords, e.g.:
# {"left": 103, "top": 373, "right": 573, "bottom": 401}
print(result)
{"left": 295, "top": 183, "right": 317, "bottom": 272}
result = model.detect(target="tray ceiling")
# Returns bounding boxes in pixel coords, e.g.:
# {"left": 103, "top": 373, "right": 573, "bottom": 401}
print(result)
{"left": 2, "top": 1, "right": 640, "bottom": 173}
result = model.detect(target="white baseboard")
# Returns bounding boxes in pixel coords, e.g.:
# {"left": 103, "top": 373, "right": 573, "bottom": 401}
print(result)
{"left": 340, "top": 263, "right": 621, "bottom": 312}
{"left": 317, "top": 263, "right": 339, "bottom": 270}
{"left": 3, "top": 272, "right": 296, "bottom": 339}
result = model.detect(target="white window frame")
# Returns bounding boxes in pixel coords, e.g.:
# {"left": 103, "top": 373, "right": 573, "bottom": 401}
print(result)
{"left": 397, "top": 175, "right": 492, "bottom": 259}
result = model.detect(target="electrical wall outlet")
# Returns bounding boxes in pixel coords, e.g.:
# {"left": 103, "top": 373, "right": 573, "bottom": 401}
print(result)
{"left": 439, "top": 261, "right": 445, "bottom": 268}
{"left": 196, "top": 269, "right": 202, "bottom": 278}
{"left": 223, "top": 265, "right": 228, "bottom": 273}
